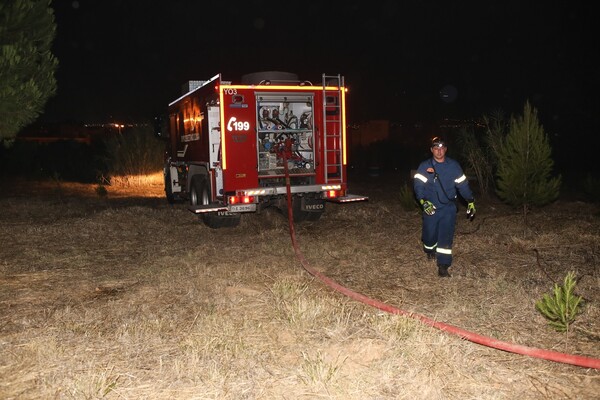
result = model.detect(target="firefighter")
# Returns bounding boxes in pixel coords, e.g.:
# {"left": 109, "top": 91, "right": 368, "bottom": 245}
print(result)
{"left": 413, "top": 136, "right": 476, "bottom": 277}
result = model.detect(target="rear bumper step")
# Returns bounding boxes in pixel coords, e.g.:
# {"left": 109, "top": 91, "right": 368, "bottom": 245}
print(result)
{"left": 328, "top": 194, "right": 369, "bottom": 203}
{"left": 188, "top": 204, "right": 229, "bottom": 214}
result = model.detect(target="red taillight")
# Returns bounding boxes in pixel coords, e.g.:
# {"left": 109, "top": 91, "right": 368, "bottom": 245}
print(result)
{"left": 323, "top": 189, "right": 346, "bottom": 199}
{"left": 228, "top": 195, "right": 255, "bottom": 204}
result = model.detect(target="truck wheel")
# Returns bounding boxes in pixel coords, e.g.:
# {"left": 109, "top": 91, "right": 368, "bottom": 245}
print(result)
{"left": 190, "top": 175, "right": 240, "bottom": 229}
{"left": 190, "top": 175, "right": 210, "bottom": 208}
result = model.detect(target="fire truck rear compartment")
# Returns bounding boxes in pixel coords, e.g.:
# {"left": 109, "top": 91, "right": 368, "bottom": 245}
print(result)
{"left": 162, "top": 73, "right": 368, "bottom": 228}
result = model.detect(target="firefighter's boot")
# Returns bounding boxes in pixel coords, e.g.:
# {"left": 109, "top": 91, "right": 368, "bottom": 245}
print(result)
{"left": 438, "top": 264, "right": 451, "bottom": 278}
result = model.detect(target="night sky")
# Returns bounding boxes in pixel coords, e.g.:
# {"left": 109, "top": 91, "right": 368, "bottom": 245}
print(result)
{"left": 41, "top": 1, "right": 597, "bottom": 170}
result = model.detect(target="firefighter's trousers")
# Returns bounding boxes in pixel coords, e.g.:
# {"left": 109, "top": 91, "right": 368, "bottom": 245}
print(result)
{"left": 421, "top": 203, "right": 457, "bottom": 266}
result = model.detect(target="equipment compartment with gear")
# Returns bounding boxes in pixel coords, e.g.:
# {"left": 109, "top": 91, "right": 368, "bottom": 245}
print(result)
{"left": 256, "top": 94, "right": 315, "bottom": 177}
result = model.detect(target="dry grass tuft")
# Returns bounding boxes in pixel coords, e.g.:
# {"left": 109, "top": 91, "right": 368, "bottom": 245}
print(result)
{"left": 108, "top": 171, "right": 164, "bottom": 188}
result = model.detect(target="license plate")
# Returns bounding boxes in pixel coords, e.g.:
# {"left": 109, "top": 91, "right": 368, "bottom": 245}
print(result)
{"left": 229, "top": 204, "right": 256, "bottom": 213}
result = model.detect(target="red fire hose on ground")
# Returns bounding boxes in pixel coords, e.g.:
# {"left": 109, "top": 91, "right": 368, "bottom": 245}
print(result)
{"left": 281, "top": 162, "right": 600, "bottom": 370}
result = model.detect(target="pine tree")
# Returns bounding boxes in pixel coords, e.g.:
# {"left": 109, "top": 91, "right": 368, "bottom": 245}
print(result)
{"left": 456, "top": 108, "right": 508, "bottom": 199}
{"left": 495, "top": 101, "right": 561, "bottom": 222}
{"left": 0, "top": 0, "right": 58, "bottom": 142}
{"left": 535, "top": 271, "right": 583, "bottom": 333}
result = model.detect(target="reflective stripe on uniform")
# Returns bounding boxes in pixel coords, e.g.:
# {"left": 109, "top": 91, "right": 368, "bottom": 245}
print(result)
{"left": 437, "top": 247, "right": 452, "bottom": 255}
{"left": 423, "top": 243, "right": 437, "bottom": 251}
{"left": 414, "top": 173, "right": 428, "bottom": 183}
{"left": 455, "top": 174, "right": 467, "bottom": 184}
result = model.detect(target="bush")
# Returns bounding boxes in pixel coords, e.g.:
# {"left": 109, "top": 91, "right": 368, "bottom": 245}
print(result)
{"left": 102, "top": 124, "right": 163, "bottom": 179}
{"left": 581, "top": 173, "right": 600, "bottom": 202}
{"left": 399, "top": 183, "right": 419, "bottom": 212}
{"left": 535, "top": 271, "right": 584, "bottom": 333}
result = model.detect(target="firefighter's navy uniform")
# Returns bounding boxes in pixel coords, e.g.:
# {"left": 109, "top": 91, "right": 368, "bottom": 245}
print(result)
{"left": 413, "top": 156, "right": 473, "bottom": 268}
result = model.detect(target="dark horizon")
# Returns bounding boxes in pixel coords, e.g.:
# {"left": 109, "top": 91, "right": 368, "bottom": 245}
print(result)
{"left": 41, "top": 3, "right": 595, "bottom": 115}
{"left": 24, "top": 1, "right": 598, "bottom": 175}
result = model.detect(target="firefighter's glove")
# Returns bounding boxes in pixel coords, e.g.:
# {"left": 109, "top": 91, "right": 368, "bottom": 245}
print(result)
{"left": 420, "top": 199, "right": 436, "bottom": 216}
{"left": 466, "top": 201, "right": 476, "bottom": 220}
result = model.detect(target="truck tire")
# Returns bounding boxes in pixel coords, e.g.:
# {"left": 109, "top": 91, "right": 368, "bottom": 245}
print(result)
{"left": 190, "top": 175, "right": 240, "bottom": 229}
{"left": 189, "top": 175, "right": 210, "bottom": 207}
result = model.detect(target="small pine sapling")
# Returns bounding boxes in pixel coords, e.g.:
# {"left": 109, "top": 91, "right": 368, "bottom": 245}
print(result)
{"left": 535, "top": 271, "right": 584, "bottom": 332}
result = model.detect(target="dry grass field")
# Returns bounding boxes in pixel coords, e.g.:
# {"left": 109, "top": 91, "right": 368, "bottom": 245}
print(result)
{"left": 1, "top": 172, "right": 599, "bottom": 399}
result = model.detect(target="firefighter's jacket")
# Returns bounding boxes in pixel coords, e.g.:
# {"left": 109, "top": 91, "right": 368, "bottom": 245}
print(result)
{"left": 413, "top": 156, "right": 473, "bottom": 208}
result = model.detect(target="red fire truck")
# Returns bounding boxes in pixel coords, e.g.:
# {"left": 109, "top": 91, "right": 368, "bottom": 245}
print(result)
{"left": 157, "top": 72, "right": 367, "bottom": 228}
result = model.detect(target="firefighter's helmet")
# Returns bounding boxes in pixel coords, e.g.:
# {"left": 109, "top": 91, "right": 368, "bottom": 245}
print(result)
{"left": 431, "top": 136, "right": 447, "bottom": 148}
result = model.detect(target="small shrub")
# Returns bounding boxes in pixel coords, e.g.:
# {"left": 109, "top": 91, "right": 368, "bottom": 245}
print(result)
{"left": 102, "top": 124, "right": 163, "bottom": 178}
{"left": 535, "top": 271, "right": 584, "bottom": 332}
{"left": 582, "top": 173, "right": 600, "bottom": 202}
{"left": 399, "top": 183, "right": 419, "bottom": 212}
{"left": 95, "top": 184, "right": 108, "bottom": 197}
